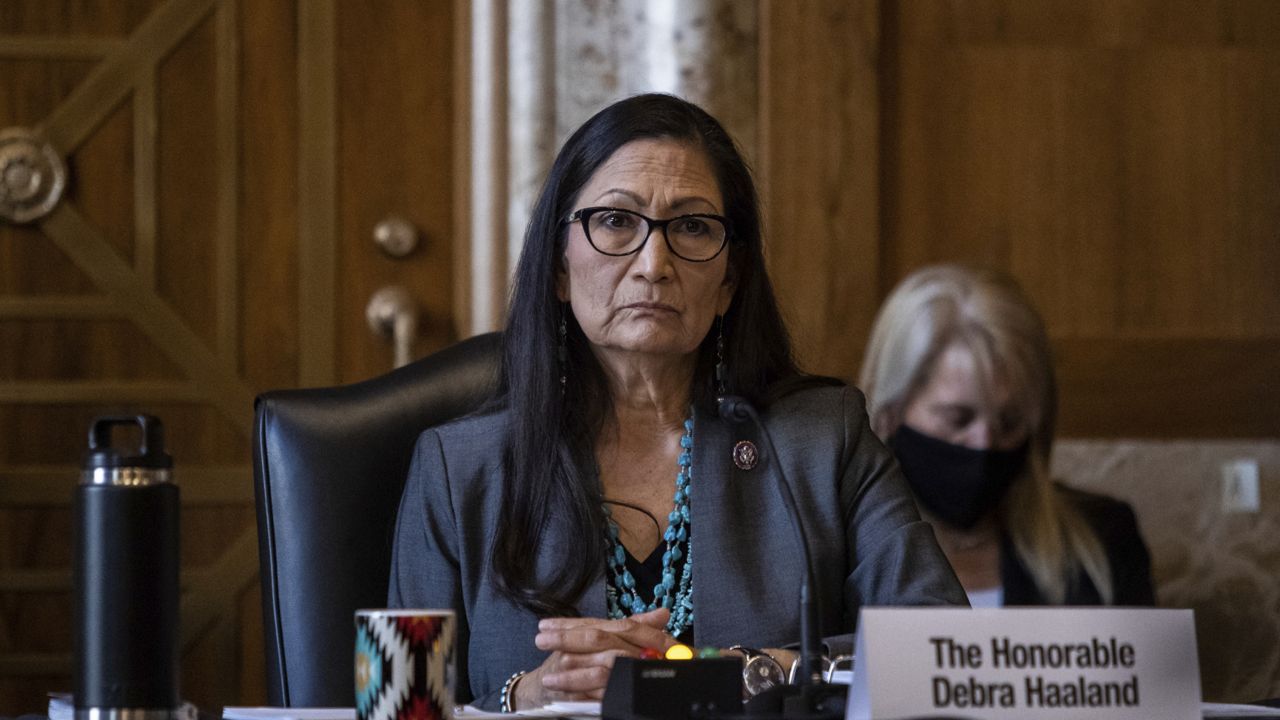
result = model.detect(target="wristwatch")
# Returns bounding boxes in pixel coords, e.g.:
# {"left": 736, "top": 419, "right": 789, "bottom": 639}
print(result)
{"left": 728, "top": 645, "right": 786, "bottom": 697}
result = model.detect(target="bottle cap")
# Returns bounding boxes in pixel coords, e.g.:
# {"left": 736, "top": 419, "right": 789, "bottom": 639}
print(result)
{"left": 83, "top": 415, "right": 173, "bottom": 470}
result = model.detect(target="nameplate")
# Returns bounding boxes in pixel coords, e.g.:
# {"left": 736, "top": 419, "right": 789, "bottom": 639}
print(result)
{"left": 847, "top": 607, "right": 1200, "bottom": 720}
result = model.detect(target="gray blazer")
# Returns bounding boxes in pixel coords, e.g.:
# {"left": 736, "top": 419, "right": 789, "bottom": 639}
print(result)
{"left": 388, "top": 384, "right": 965, "bottom": 708}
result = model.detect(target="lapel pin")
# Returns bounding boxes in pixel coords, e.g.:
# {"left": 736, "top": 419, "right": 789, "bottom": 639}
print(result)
{"left": 732, "top": 440, "right": 758, "bottom": 471}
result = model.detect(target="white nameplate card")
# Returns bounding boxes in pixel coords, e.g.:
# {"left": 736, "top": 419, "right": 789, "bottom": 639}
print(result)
{"left": 848, "top": 607, "right": 1200, "bottom": 720}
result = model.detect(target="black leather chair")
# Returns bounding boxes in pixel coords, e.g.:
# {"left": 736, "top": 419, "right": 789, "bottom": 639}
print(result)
{"left": 252, "top": 332, "right": 501, "bottom": 707}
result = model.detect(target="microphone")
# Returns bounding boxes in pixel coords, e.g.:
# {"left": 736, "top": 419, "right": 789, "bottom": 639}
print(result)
{"left": 718, "top": 396, "right": 844, "bottom": 719}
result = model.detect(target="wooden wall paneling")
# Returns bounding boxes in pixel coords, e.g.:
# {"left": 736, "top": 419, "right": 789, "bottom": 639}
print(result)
{"left": 883, "top": 0, "right": 1280, "bottom": 438}
{"left": 6, "top": 0, "right": 460, "bottom": 709}
{"left": 72, "top": 96, "right": 137, "bottom": 264}
{"left": 133, "top": 62, "right": 158, "bottom": 286}
{"left": 1223, "top": 50, "right": 1280, "bottom": 335}
{"left": 1, "top": 0, "right": 268, "bottom": 710}
{"left": 37, "top": 205, "right": 256, "bottom": 422}
{"left": 0, "top": 2, "right": 165, "bottom": 37}
{"left": 214, "top": 0, "right": 238, "bottom": 356}
{"left": 157, "top": 12, "right": 219, "bottom": 349}
{"left": 239, "top": 0, "right": 299, "bottom": 390}
{"left": 1116, "top": 45, "right": 1280, "bottom": 337}
{"left": 0, "top": 53, "right": 98, "bottom": 301}
{"left": 452, "top": 0, "right": 473, "bottom": 339}
{"left": 1000, "top": 50, "right": 1126, "bottom": 338}
{"left": 0, "top": 37, "right": 126, "bottom": 58}
{"left": 297, "top": 0, "right": 337, "bottom": 386}
{"left": 336, "top": 0, "right": 456, "bottom": 382}
{"left": 758, "top": 0, "right": 881, "bottom": 381}
{"left": 40, "top": 0, "right": 218, "bottom": 155}
{"left": 1119, "top": 49, "right": 1233, "bottom": 335}
{"left": 1056, "top": 338, "right": 1280, "bottom": 438}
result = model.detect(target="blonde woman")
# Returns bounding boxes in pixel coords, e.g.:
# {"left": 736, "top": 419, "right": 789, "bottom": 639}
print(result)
{"left": 859, "top": 264, "right": 1154, "bottom": 607}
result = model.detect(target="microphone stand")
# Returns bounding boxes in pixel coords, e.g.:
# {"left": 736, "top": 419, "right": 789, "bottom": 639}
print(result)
{"left": 719, "top": 397, "right": 845, "bottom": 720}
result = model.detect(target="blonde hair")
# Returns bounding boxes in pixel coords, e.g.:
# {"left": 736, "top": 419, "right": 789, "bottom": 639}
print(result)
{"left": 859, "top": 264, "right": 1112, "bottom": 604}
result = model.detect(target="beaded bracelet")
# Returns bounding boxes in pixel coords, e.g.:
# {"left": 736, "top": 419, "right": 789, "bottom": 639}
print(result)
{"left": 500, "top": 670, "right": 527, "bottom": 713}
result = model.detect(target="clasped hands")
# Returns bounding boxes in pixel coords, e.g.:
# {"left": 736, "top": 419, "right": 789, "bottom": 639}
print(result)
{"left": 515, "top": 607, "right": 675, "bottom": 709}
{"left": 513, "top": 607, "right": 799, "bottom": 710}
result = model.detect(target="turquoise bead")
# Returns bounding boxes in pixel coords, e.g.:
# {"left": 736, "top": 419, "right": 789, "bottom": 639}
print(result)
{"left": 603, "top": 410, "right": 695, "bottom": 638}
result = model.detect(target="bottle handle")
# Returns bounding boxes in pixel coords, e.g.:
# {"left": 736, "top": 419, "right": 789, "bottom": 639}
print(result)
{"left": 88, "top": 415, "right": 166, "bottom": 457}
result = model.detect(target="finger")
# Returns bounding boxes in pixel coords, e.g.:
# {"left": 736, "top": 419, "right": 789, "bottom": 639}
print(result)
{"left": 541, "top": 665, "right": 613, "bottom": 694}
{"left": 538, "top": 616, "right": 611, "bottom": 632}
{"left": 629, "top": 607, "right": 671, "bottom": 628}
{"left": 539, "top": 622, "right": 678, "bottom": 655}
{"left": 607, "top": 621, "right": 679, "bottom": 652}
{"left": 555, "top": 648, "right": 629, "bottom": 672}
{"left": 536, "top": 626, "right": 637, "bottom": 654}
{"left": 543, "top": 689, "right": 600, "bottom": 704}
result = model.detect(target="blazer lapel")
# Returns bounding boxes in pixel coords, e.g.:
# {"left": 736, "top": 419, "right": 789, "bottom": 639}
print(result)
{"left": 691, "top": 402, "right": 805, "bottom": 648}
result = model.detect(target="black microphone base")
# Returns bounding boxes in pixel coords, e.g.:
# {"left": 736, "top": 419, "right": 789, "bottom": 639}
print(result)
{"left": 602, "top": 657, "right": 742, "bottom": 720}
{"left": 743, "top": 682, "right": 847, "bottom": 719}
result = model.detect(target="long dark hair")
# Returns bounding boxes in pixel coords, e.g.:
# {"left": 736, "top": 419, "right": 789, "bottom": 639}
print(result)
{"left": 494, "top": 93, "right": 816, "bottom": 617}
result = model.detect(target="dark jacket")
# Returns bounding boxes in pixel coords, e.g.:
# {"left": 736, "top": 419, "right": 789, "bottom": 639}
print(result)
{"left": 1001, "top": 485, "right": 1156, "bottom": 606}
{"left": 388, "top": 385, "right": 967, "bottom": 708}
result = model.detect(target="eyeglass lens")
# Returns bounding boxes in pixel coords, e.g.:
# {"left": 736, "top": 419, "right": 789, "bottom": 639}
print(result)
{"left": 585, "top": 208, "right": 726, "bottom": 261}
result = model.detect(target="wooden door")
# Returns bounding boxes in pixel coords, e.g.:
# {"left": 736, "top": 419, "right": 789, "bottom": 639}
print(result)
{"left": 0, "top": 0, "right": 457, "bottom": 712}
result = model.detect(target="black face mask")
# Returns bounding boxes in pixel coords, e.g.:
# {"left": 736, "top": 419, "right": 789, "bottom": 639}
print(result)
{"left": 887, "top": 424, "right": 1030, "bottom": 530}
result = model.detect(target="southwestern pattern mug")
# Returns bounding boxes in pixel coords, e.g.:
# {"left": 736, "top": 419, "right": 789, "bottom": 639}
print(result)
{"left": 355, "top": 609, "right": 455, "bottom": 720}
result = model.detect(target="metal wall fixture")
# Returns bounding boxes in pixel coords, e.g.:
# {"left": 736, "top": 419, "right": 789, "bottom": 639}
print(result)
{"left": 0, "top": 127, "right": 68, "bottom": 224}
{"left": 373, "top": 215, "right": 420, "bottom": 258}
{"left": 365, "top": 285, "right": 419, "bottom": 369}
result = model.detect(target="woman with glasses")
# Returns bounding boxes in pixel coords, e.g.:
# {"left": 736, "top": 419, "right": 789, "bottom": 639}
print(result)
{"left": 389, "top": 94, "right": 965, "bottom": 712}
{"left": 859, "top": 265, "right": 1155, "bottom": 609}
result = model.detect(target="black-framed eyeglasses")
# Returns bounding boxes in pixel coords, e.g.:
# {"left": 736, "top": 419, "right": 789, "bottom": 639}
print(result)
{"left": 563, "top": 206, "right": 731, "bottom": 263}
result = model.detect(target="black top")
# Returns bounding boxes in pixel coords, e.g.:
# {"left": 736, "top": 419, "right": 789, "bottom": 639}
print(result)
{"left": 624, "top": 544, "right": 694, "bottom": 645}
{"left": 1001, "top": 484, "right": 1156, "bottom": 606}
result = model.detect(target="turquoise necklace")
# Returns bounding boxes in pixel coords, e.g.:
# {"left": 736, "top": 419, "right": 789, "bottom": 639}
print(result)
{"left": 604, "top": 415, "right": 694, "bottom": 638}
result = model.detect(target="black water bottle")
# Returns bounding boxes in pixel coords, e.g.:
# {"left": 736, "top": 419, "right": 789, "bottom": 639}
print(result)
{"left": 75, "top": 415, "right": 180, "bottom": 719}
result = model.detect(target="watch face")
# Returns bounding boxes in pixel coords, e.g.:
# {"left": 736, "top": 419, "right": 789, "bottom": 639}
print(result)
{"left": 744, "top": 655, "right": 786, "bottom": 696}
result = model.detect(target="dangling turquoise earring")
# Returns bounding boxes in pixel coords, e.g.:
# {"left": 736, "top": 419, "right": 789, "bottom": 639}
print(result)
{"left": 558, "top": 304, "right": 568, "bottom": 396}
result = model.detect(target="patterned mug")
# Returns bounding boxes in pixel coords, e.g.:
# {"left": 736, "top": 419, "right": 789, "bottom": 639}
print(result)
{"left": 355, "top": 609, "right": 456, "bottom": 720}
